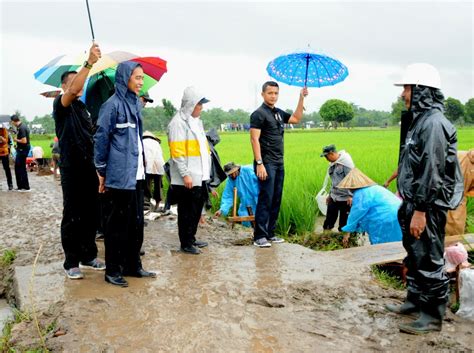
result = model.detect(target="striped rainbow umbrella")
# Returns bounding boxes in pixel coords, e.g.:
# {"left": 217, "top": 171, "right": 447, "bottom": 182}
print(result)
{"left": 34, "top": 51, "right": 167, "bottom": 93}
{"left": 34, "top": 51, "right": 167, "bottom": 120}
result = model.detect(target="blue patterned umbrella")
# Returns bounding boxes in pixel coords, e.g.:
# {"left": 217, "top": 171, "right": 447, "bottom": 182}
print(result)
{"left": 266, "top": 51, "right": 349, "bottom": 88}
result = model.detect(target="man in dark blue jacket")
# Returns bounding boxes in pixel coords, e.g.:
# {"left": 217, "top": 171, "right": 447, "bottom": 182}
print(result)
{"left": 95, "top": 61, "right": 156, "bottom": 287}
{"left": 386, "top": 63, "right": 463, "bottom": 334}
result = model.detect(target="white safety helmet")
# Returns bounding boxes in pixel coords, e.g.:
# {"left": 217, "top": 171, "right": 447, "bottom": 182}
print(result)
{"left": 394, "top": 63, "right": 441, "bottom": 89}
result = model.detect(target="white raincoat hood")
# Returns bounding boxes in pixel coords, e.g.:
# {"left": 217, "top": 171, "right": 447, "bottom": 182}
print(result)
{"left": 180, "top": 86, "right": 208, "bottom": 117}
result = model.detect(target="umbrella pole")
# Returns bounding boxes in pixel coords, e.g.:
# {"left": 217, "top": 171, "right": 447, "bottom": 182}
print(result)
{"left": 302, "top": 55, "right": 310, "bottom": 111}
{"left": 85, "top": 0, "right": 96, "bottom": 41}
{"left": 304, "top": 55, "right": 310, "bottom": 87}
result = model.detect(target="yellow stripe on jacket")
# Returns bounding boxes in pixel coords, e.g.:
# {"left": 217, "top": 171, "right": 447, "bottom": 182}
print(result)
{"left": 169, "top": 139, "right": 202, "bottom": 158}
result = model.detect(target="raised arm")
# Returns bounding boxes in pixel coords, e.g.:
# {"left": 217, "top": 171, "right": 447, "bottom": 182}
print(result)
{"left": 61, "top": 43, "right": 101, "bottom": 107}
{"left": 288, "top": 87, "right": 308, "bottom": 124}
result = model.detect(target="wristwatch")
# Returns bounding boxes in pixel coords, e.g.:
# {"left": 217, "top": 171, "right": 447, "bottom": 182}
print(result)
{"left": 83, "top": 61, "right": 93, "bottom": 69}
{"left": 255, "top": 159, "right": 263, "bottom": 165}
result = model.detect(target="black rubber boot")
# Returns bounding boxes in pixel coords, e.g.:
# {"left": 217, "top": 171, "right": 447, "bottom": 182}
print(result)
{"left": 385, "top": 292, "right": 420, "bottom": 316}
{"left": 399, "top": 302, "right": 446, "bottom": 335}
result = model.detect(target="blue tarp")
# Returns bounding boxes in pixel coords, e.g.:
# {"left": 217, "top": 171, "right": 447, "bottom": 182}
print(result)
{"left": 342, "top": 185, "right": 402, "bottom": 244}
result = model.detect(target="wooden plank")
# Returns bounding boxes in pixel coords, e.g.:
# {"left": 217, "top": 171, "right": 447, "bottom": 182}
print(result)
{"left": 228, "top": 216, "right": 255, "bottom": 222}
{"left": 445, "top": 233, "right": 474, "bottom": 247}
{"left": 330, "top": 241, "right": 406, "bottom": 266}
{"left": 329, "top": 233, "right": 474, "bottom": 267}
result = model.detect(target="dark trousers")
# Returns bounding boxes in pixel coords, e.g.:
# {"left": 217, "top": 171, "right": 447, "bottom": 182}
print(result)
{"left": 14, "top": 150, "right": 29, "bottom": 190}
{"left": 60, "top": 166, "right": 98, "bottom": 270}
{"left": 398, "top": 202, "right": 449, "bottom": 318}
{"left": 323, "top": 198, "right": 350, "bottom": 231}
{"left": 254, "top": 163, "right": 284, "bottom": 240}
{"left": 144, "top": 173, "right": 162, "bottom": 204}
{"left": 174, "top": 184, "right": 205, "bottom": 248}
{"left": 103, "top": 181, "right": 144, "bottom": 276}
{"left": 96, "top": 193, "right": 105, "bottom": 234}
{"left": 1, "top": 155, "right": 13, "bottom": 187}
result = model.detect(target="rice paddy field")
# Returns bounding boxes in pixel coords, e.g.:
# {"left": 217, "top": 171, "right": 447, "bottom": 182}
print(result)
{"left": 31, "top": 127, "right": 474, "bottom": 235}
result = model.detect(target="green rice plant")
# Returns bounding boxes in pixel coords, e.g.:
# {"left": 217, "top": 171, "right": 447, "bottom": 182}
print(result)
{"left": 371, "top": 265, "right": 405, "bottom": 290}
{"left": 32, "top": 128, "right": 473, "bottom": 236}
{"left": 285, "top": 231, "right": 359, "bottom": 251}
{"left": 466, "top": 198, "right": 474, "bottom": 234}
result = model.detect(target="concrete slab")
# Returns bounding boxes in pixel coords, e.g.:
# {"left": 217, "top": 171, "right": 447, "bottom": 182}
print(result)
{"left": 0, "top": 299, "right": 14, "bottom": 332}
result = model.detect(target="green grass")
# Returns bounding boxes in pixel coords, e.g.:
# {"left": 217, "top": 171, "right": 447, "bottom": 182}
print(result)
{"left": 0, "top": 308, "right": 53, "bottom": 353}
{"left": 29, "top": 136, "right": 55, "bottom": 159}
{"left": 0, "top": 249, "right": 16, "bottom": 267}
{"left": 284, "top": 231, "right": 360, "bottom": 251}
{"left": 200, "top": 128, "right": 474, "bottom": 236}
{"left": 371, "top": 265, "right": 405, "bottom": 290}
{"left": 30, "top": 127, "right": 474, "bottom": 236}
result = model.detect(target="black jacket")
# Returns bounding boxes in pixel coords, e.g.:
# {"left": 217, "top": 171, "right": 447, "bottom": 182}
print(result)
{"left": 206, "top": 129, "right": 227, "bottom": 188}
{"left": 397, "top": 86, "right": 463, "bottom": 211}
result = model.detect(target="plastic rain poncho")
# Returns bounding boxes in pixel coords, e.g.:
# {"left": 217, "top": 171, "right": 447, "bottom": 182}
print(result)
{"left": 342, "top": 185, "right": 402, "bottom": 244}
{"left": 219, "top": 165, "right": 259, "bottom": 226}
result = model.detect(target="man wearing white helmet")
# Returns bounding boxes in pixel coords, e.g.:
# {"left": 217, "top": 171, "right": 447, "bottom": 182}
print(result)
{"left": 385, "top": 63, "right": 463, "bottom": 334}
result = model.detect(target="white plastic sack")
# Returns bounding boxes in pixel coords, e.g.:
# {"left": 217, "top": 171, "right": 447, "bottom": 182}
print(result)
{"left": 315, "top": 172, "right": 330, "bottom": 216}
{"left": 457, "top": 269, "right": 474, "bottom": 321}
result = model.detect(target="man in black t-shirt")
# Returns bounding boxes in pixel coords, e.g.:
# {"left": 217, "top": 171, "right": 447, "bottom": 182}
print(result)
{"left": 250, "top": 81, "right": 307, "bottom": 247}
{"left": 10, "top": 115, "right": 30, "bottom": 191}
{"left": 52, "top": 43, "right": 105, "bottom": 280}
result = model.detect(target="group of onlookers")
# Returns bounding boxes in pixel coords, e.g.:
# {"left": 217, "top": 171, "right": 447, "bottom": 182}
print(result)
{"left": 0, "top": 115, "right": 31, "bottom": 191}
{"left": 2, "top": 41, "right": 471, "bottom": 335}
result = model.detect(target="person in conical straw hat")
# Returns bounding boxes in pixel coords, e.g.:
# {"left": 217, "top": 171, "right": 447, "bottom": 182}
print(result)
{"left": 337, "top": 168, "right": 402, "bottom": 245}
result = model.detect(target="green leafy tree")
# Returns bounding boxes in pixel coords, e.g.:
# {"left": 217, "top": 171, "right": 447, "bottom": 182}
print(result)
{"left": 319, "top": 99, "right": 354, "bottom": 129}
{"left": 464, "top": 98, "right": 474, "bottom": 124}
{"left": 201, "top": 108, "right": 229, "bottom": 129}
{"left": 390, "top": 97, "right": 406, "bottom": 124}
{"left": 30, "top": 114, "right": 55, "bottom": 134}
{"left": 445, "top": 97, "right": 464, "bottom": 122}
{"left": 162, "top": 98, "right": 177, "bottom": 119}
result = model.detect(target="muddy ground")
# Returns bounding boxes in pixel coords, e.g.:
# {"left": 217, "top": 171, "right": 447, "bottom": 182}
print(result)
{"left": 0, "top": 173, "right": 473, "bottom": 352}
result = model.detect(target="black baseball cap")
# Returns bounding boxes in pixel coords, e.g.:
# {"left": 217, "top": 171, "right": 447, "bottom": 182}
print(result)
{"left": 140, "top": 92, "right": 154, "bottom": 103}
{"left": 320, "top": 144, "right": 337, "bottom": 157}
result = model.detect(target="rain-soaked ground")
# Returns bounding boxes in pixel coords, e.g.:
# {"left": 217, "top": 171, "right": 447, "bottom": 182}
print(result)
{"left": 1, "top": 172, "right": 473, "bottom": 352}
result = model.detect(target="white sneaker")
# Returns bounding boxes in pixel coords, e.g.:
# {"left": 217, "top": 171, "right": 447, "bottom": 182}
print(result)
{"left": 268, "top": 236, "right": 285, "bottom": 243}
{"left": 253, "top": 238, "right": 272, "bottom": 248}
{"left": 64, "top": 267, "right": 84, "bottom": 279}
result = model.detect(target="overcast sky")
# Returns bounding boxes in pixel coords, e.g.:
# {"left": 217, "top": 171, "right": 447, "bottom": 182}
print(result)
{"left": 0, "top": 0, "right": 472, "bottom": 120}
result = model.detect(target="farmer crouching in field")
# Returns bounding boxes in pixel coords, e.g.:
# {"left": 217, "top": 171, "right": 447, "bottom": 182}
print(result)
{"left": 337, "top": 168, "right": 402, "bottom": 244}
{"left": 167, "top": 87, "right": 211, "bottom": 255}
{"left": 95, "top": 61, "right": 156, "bottom": 287}
{"left": 214, "top": 162, "right": 259, "bottom": 227}
{"left": 52, "top": 43, "right": 105, "bottom": 280}
{"left": 321, "top": 144, "right": 355, "bottom": 233}
{"left": 385, "top": 63, "right": 463, "bottom": 334}
{"left": 250, "top": 81, "right": 308, "bottom": 248}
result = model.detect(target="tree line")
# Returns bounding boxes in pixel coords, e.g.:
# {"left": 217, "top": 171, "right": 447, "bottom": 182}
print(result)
{"left": 25, "top": 96, "right": 474, "bottom": 134}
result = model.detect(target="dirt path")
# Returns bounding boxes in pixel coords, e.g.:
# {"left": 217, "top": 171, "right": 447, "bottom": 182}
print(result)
{"left": 1, "top": 173, "right": 473, "bottom": 352}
